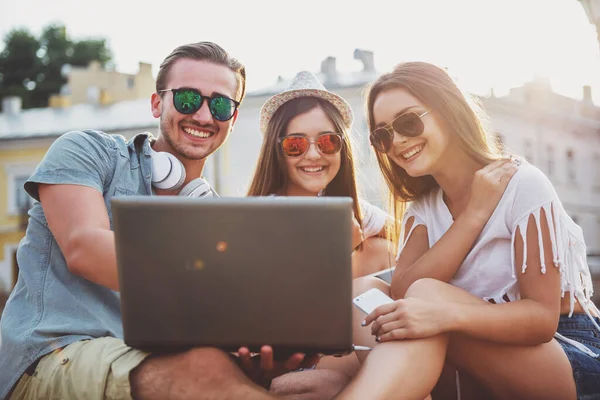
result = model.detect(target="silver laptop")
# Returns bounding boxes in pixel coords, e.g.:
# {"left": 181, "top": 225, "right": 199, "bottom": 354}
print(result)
{"left": 112, "top": 196, "right": 354, "bottom": 357}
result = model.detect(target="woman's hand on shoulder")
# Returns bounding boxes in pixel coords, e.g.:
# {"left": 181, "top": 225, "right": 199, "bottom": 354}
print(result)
{"left": 466, "top": 157, "right": 520, "bottom": 224}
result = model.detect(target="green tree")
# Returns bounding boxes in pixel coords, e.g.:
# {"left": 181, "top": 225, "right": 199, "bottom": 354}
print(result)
{"left": 71, "top": 39, "right": 111, "bottom": 67}
{"left": 0, "top": 23, "right": 113, "bottom": 111}
{"left": 0, "top": 29, "right": 40, "bottom": 109}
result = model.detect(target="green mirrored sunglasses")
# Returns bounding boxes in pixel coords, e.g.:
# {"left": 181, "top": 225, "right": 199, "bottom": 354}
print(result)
{"left": 159, "top": 88, "right": 240, "bottom": 121}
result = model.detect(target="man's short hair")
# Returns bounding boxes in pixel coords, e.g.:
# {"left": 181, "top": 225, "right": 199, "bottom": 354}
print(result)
{"left": 156, "top": 42, "right": 246, "bottom": 103}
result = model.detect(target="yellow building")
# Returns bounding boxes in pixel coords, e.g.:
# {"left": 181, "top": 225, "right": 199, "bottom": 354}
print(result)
{"left": 49, "top": 61, "right": 155, "bottom": 107}
{"left": 0, "top": 143, "right": 47, "bottom": 294}
{"left": 0, "top": 58, "right": 158, "bottom": 294}
{"left": 0, "top": 96, "right": 159, "bottom": 293}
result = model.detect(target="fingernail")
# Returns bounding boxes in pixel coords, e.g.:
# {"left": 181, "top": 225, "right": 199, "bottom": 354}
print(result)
{"left": 361, "top": 320, "right": 366, "bottom": 326}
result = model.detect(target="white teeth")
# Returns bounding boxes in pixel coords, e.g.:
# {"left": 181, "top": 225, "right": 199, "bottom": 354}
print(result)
{"left": 402, "top": 146, "right": 423, "bottom": 160}
{"left": 183, "top": 128, "right": 211, "bottom": 138}
{"left": 301, "top": 166, "right": 324, "bottom": 173}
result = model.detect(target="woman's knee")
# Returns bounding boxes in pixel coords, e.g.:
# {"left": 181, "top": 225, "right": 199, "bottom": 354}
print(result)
{"left": 405, "top": 279, "right": 486, "bottom": 305}
{"left": 404, "top": 278, "right": 443, "bottom": 300}
{"left": 352, "top": 276, "right": 390, "bottom": 297}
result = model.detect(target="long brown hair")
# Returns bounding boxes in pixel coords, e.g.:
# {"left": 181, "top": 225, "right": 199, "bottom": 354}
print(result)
{"left": 365, "top": 62, "right": 502, "bottom": 245}
{"left": 247, "top": 96, "right": 363, "bottom": 227}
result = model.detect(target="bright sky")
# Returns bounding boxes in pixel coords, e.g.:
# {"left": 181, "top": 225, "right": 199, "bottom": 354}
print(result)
{"left": 2, "top": 0, "right": 600, "bottom": 102}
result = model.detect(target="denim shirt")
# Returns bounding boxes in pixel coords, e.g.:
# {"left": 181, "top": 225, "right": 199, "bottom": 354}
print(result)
{"left": 0, "top": 130, "right": 156, "bottom": 397}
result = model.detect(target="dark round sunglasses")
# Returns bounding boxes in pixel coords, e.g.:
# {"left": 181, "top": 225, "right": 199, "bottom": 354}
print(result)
{"left": 159, "top": 88, "right": 240, "bottom": 121}
{"left": 369, "top": 110, "right": 430, "bottom": 153}
{"left": 278, "top": 133, "right": 344, "bottom": 157}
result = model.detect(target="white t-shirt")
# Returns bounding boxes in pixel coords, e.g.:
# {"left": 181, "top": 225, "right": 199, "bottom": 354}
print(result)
{"left": 360, "top": 199, "right": 389, "bottom": 238}
{"left": 267, "top": 194, "right": 389, "bottom": 238}
{"left": 398, "top": 161, "right": 597, "bottom": 319}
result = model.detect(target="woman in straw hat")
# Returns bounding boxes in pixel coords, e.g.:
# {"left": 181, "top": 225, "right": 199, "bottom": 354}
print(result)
{"left": 247, "top": 71, "right": 393, "bottom": 278}
{"left": 332, "top": 62, "right": 600, "bottom": 400}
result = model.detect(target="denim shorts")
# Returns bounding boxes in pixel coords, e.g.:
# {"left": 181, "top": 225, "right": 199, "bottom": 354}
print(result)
{"left": 556, "top": 314, "right": 600, "bottom": 400}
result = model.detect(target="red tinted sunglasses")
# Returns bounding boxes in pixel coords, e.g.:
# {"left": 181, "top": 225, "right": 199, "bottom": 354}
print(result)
{"left": 278, "top": 133, "right": 344, "bottom": 157}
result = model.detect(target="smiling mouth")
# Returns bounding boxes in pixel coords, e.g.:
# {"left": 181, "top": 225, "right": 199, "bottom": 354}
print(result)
{"left": 402, "top": 145, "right": 424, "bottom": 160}
{"left": 183, "top": 127, "right": 214, "bottom": 138}
{"left": 300, "top": 166, "right": 324, "bottom": 173}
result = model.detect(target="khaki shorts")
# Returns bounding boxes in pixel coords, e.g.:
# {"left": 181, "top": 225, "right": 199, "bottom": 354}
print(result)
{"left": 10, "top": 337, "right": 150, "bottom": 400}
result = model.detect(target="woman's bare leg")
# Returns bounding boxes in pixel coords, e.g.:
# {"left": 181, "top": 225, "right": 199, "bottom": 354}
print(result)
{"left": 338, "top": 327, "right": 446, "bottom": 400}
{"left": 337, "top": 278, "right": 577, "bottom": 400}
{"left": 336, "top": 277, "right": 447, "bottom": 400}
{"left": 316, "top": 277, "right": 384, "bottom": 377}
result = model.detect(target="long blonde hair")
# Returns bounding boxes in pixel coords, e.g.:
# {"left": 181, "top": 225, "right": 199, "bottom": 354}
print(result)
{"left": 248, "top": 96, "right": 363, "bottom": 228}
{"left": 365, "top": 62, "right": 503, "bottom": 245}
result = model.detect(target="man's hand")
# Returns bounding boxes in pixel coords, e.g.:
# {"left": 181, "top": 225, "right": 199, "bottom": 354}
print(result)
{"left": 235, "top": 346, "right": 319, "bottom": 388}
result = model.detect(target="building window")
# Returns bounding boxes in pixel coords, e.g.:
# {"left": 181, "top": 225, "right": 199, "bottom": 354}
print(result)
{"left": 566, "top": 149, "right": 576, "bottom": 182}
{"left": 546, "top": 145, "right": 554, "bottom": 178}
{"left": 5, "top": 163, "right": 36, "bottom": 215}
{"left": 0, "top": 244, "right": 19, "bottom": 294}
{"left": 13, "top": 176, "right": 32, "bottom": 212}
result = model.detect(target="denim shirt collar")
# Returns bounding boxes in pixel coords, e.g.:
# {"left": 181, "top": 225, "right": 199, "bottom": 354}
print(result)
{"left": 128, "top": 132, "right": 156, "bottom": 194}
{"left": 127, "top": 132, "right": 154, "bottom": 166}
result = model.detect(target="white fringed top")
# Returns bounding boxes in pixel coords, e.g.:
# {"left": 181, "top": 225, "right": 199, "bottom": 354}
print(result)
{"left": 398, "top": 161, "right": 599, "bottom": 352}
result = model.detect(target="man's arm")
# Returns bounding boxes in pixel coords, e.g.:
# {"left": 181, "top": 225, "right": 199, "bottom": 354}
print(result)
{"left": 39, "top": 183, "right": 120, "bottom": 290}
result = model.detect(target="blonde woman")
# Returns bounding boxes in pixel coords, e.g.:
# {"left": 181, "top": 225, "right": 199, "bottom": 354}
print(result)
{"left": 335, "top": 62, "right": 600, "bottom": 400}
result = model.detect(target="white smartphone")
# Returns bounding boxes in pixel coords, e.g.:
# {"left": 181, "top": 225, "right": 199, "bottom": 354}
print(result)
{"left": 352, "top": 288, "right": 394, "bottom": 315}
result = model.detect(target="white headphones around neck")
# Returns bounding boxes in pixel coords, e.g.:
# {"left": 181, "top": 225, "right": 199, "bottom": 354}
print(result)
{"left": 148, "top": 147, "right": 218, "bottom": 198}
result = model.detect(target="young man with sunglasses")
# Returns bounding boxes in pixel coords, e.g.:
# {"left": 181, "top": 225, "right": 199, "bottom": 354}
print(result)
{"left": 0, "top": 42, "right": 345, "bottom": 400}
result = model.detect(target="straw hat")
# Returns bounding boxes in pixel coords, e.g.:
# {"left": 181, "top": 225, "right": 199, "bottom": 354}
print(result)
{"left": 259, "top": 71, "right": 354, "bottom": 135}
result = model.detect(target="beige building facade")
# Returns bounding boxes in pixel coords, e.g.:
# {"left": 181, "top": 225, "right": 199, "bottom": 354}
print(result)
{"left": 49, "top": 61, "right": 155, "bottom": 107}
